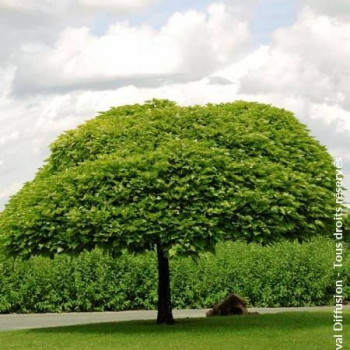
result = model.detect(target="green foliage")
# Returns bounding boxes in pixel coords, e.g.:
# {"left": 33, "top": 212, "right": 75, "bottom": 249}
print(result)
{"left": 0, "top": 100, "right": 336, "bottom": 259}
{"left": 0, "top": 238, "right": 347, "bottom": 313}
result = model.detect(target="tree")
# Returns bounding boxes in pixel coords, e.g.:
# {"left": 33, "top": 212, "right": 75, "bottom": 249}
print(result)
{"left": 0, "top": 99, "right": 335, "bottom": 324}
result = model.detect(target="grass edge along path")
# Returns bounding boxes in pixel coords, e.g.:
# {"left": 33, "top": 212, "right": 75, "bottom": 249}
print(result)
{"left": 0, "top": 311, "right": 348, "bottom": 350}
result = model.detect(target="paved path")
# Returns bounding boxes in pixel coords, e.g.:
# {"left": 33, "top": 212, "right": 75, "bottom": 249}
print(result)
{"left": 0, "top": 306, "right": 348, "bottom": 331}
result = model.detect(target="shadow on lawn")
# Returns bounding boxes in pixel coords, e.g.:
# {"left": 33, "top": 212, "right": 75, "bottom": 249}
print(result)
{"left": 27, "top": 312, "right": 333, "bottom": 335}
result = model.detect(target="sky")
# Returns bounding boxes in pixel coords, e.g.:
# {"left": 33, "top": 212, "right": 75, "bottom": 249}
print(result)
{"left": 0, "top": 0, "right": 349, "bottom": 209}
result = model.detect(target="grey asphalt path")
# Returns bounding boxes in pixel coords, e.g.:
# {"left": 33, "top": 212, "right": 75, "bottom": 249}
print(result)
{"left": 0, "top": 306, "right": 348, "bottom": 331}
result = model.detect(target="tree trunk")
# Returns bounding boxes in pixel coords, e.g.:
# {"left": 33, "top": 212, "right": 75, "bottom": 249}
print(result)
{"left": 156, "top": 242, "right": 175, "bottom": 324}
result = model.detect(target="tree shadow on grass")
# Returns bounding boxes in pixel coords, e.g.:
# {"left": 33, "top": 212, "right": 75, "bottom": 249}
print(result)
{"left": 27, "top": 312, "right": 335, "bottom": 336}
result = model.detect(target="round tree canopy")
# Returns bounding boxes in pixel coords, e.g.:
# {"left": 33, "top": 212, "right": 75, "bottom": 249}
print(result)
{"left": 0, "top": 99, "right": 335, "bottom": 259}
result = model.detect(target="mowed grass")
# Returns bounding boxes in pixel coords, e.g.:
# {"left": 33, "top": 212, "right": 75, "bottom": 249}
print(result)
{"left": 0, "top": 311, "right": 348, "bottom": 350}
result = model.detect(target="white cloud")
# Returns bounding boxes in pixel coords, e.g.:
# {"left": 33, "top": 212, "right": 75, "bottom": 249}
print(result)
{"left": 78, "top": 0, "right": 155, "bottom": 12}
{"left": 301, "top": 0, "right": 350, "bottom": 17}
{"left": 0, "top": 182, "right": 22, "bottom": 200}
{"left": 308, "top": 103, "right": 350, "bottom": 132}
{"left": 0, "top": 0, "right": 156, "bottom": 64}
{"left": 12, "top": 3, "right": 251, "bottom": 95}
{"left": 0, "top": 0, "right": 53, "bottom": 12}
{"left": 0, "top": 0, "right": 155, "bottom": 14}
{"left": 0, "top": 131, "right": 20, "bottom": 146}
{"left": 239, "top": 9, "right": 350, "bottom": 110}
{"left": 214, "top": 45, "right": 270, "bottom": 84}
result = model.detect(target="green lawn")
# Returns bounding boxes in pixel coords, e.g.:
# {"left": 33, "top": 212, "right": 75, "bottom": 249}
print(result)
{"left": 0, "top": 312, "right": 347, "bottom": 350}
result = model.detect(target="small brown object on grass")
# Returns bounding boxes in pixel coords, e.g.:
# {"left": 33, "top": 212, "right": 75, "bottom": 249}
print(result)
{"left": 206, "top": 294, "right": 259, "bottom": 317}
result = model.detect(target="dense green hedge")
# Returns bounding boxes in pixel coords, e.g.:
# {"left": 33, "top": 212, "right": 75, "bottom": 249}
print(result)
{"left": 0, "top": 237, "right": 348, "bottom": 313}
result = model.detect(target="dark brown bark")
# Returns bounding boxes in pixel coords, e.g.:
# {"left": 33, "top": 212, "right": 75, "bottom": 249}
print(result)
{"left": 156, "top": 242, "right": 175, "bottom": 324}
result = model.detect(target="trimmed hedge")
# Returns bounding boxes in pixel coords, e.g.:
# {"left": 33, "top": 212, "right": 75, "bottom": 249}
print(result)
{"left": 0, "top": 237, "right": 348, "bottom": 313}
